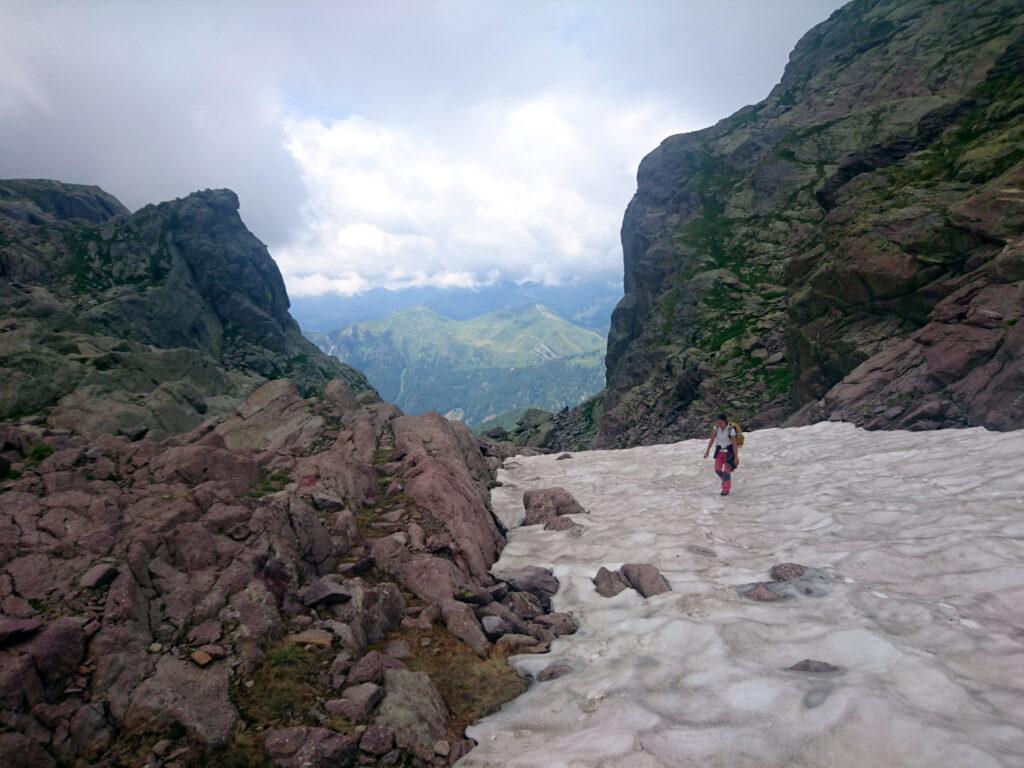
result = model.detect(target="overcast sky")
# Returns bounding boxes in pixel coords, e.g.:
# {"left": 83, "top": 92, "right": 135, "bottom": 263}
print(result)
{"left": 1, "top": 1, "right": 846, "bottom": 295}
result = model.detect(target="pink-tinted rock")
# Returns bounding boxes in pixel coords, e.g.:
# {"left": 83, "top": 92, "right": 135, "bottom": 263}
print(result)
{"left": 0, "top": 617, "right": 42, "bottom": 647}
{"left": 347, "top": 650, "right": 405, "bottom": 685}
{"left": 187, "top": 619, "right": 222, "bottom": 645}
{"left": 326, "top": 681, "right": 383, "bottom": 720}
{"left": 298, "top": 577, "right": 351, "bottom": 607}
{"left": 0, "top": 653, "right": 45, "bottom": 712}
{"left": 593, "top": 566, "right": 629, "bottom": 597}
{"left": 501, "top": 566, "right": 559, "bottom": 610}
{"left": 741, "top": 583, "right": 787, "bottom": 602}
{"left": 0, "top": 732, "right": 57, "bottom": 768}
{"left": 440, "top": 599, "right": 490, "bottom": 657}
{"left": 544, "top": 515, "right": 578, "bottom": 531}
{"left": 770, "top": 563, "right": 808, "bottom": 582}
{"left": 359, "top": 724, "right": 395, "bottom": 756}
{"left": 533, "top": 612, "right": 577, "bottom": 637}
{"left": 25, "top": 617, "right": 86, "bottom": 688}
{"left": 264, "top": 726, "right": 359, "bottom": 768}
{"left": 125, "top": 656, "right": 238, "bottom": 746}
{"left": 620, "top": 563, "right": 672, "bottom": 598}
{"left": 537, "top": 663, "right": 575, "bottom": 681}
{"left": 79, "top": 563, "right": 119, "bottom": 589}
{"left": 522, "top": 487, "right": 586, "bottom": 526}
{"left": 397, "top": 555, "right": 468, "bottom": 604}
{"left": 149, "top": 444, "right": 259, "bottom": 488}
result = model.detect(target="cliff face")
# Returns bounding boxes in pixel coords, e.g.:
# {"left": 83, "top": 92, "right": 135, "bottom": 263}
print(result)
{"left": 0, "top": 180, "right": 371, "bottom": 439}
{"left": 585, "top": 0, "right": 1024, "bottom": 448}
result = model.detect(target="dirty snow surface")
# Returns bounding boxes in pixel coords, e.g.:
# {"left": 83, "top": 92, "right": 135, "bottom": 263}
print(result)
{"left": 461, "top": 423, "right": 1024, "bottom": 768}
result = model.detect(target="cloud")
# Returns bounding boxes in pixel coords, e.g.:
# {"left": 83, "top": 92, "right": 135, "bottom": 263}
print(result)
{"left": 276, "top": 94, "right": 697, "bottom": 295}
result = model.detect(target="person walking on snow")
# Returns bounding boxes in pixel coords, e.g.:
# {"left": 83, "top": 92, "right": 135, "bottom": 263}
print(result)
{"left": 704, "top": 413, "right": 739, "bottom": 496}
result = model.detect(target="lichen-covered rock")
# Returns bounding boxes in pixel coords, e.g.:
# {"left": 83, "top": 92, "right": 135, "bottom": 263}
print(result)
{"left": 373, "top": 669, "right": 449, "bottom": 759}
{"left": 264, "top": 726, "right": 358, "bottom": 768}
{"left": 124, "top": 656, "right": 238, "bottom": 746}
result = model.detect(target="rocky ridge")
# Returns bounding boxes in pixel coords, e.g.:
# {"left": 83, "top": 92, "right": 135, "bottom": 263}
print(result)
{"left": 547, "top": 0, "right": 1024, "bottom": 449}
{"left": 0, "top": 179, "right": 371, "bottom": 441}
{"left": 0, "top": 376, "right": 577, "bottom": 767}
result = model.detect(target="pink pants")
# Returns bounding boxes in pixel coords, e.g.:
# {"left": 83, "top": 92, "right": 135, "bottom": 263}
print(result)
{"left": 714, "top": 449, "right": 734, "bottom": 493}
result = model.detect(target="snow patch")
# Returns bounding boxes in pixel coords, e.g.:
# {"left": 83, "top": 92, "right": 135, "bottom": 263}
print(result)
{"left": 461, "top": 423, "right": 1024, "bottom": 767}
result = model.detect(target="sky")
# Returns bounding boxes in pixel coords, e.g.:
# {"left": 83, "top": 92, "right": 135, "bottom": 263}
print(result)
{"left": 0, "top": 1, "right": 846, "bottom": 296}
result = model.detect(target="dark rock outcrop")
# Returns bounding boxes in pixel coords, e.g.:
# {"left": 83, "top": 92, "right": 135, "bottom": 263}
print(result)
{"left": 547, "top": 0, "right": 1024, "bottom": 448}
{"left": 0, "top": 181, "right": 371, "bottom": 439}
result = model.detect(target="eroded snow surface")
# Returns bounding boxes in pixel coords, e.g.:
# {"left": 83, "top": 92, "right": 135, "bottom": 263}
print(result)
{"left": 461, "top": 422, "right": 1024, "bottom": 767}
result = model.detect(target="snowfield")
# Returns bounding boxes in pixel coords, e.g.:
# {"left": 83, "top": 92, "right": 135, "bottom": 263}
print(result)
{"left": 461, "top": 422, "right": 1024, "bottom": 768}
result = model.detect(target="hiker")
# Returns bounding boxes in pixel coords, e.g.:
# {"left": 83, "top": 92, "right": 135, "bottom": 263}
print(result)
{"left": 703, "top": 413, "right": 740, "bottom": 496}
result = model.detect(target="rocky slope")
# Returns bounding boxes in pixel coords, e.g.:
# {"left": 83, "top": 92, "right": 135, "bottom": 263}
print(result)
{"left": 0, "top": 376, "right": 576, "bottom": 767}
{"left": 0, "top": 180, "right": 371, "bottom": 440}
{"left": 310, "top": 305, "right": 604, "bottom": 428}
{"left": 555, "top": 0, "right": 1024, "bottom": 449}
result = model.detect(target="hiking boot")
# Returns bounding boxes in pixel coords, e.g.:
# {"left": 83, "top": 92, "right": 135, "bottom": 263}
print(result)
{"left": 720, "top": 491, "right": 729, "bottom": 496}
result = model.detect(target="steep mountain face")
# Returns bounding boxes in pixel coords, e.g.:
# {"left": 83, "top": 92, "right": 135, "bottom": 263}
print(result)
{"left": 572, "top": 0, "right": 1024, "bottom": 449}
{"left": 309, "top": 304, "right": 605, "bottom": 427}
{"left": 0, "top": 180, "right": 370, "bottom": 439}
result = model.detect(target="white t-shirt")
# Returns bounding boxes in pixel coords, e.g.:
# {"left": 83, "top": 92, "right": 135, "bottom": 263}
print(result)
{"left": 713, "top": 425, "right": 737, "bottom": 449}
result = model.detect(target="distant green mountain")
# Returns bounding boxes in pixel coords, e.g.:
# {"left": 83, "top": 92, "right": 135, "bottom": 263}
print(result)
{"left": 308, "top": 304, "right": 605, "bottom": 427}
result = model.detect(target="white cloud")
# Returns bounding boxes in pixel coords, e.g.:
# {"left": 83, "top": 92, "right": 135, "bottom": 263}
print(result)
{"left": 275, "top": 94, "right": 698, "bottom": 295}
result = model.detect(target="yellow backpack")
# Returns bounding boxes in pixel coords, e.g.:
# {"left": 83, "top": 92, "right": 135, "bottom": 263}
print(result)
{"left": 732, "top": 422, "right": 745, "bottom": 447}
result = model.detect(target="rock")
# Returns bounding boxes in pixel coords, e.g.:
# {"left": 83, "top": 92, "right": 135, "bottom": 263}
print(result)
{"left": 501, "top": 566, "right": 560, "bottom": 610}
{"left": 347, "top": 650, "right": 404, "bottom": 685}
{"left": 522, "top": 488, "right": 586, "bottom": 525}
{"left": 298, "top": 577, "right": 352, "bottom": 607}
{"left": 189, "top": 650, "right": 212, "bottom": 667}
{"left": 533, "top": 612, "right": 577, "bottom": 636}
{"left": 125, "top": 656, "right": 238, "bottom": 746}
{"left": 434, "top": 739, "right": 451, "bottom": 756}
{"left": 593, "top": 567, "right": 629, "bottom": 597}
{"left": 0, "top": 617, "right": 42, "bottom": 647}
{"left": 504, "top": 591, "right": 544, "bottom": 620}
{"left": 0, "top": 732, "right": 57, "bottom": 768}
{"left": 373, "top": 669, "right": 448, "bottom": 758}
{"left": 69, "top": 702, "right": 111, "bottom": 758}
{"left": 359, "top": 725, "right": 395, "bottom": 756}
{"left": 79, "top": 563, "right": 119, "bottom": 589}
{"left": 481, "top": 615, "right": 513, "bottom": 640}
{"left": 310, "top": 492, "right": 345, "bottom": 512}
{"left": 198, "top": 644, "right": 226, "bottom": 659}
{"left": 620, "top": 563, "right": 672, "bottom": 597}
{"left": 543, "top": 516, "right": 578, "bottom": 531}
{"left": 440, "top": 599, "right": 490, "bottom": 657}
{"left": 25, "top": 617, "right": 86, "bottom": 688}
{"left": 284, "top": 629, "right": 333, "bottom": 649}
{"left": 770, "top": 563, "right": 808, "bottom": 582}
{"left": 537, "top": 663, "right": 575, "bottom": 681}
{"left": 740, "top": 583, "right": 788, "bottom": 602}
{"left": 264, "top": 726, "right": 359, "bottom": 768}
{"left": 788, "top": 659, "right": 843, "bottom": 673}
{"left": 494, "top": 634, "right": 540, "bottom": 656}
{"left": 187, "top": 620, "right": 221, "bottom": 645}
{"left": 326, "top": 682, "right": 383, "bottom": 721}
{"left": 555, "top": 453, "right": 572, "bottom": 460}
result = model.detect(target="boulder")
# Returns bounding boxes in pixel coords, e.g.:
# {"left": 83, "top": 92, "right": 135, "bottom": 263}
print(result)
{"left": 79, "top": 563, "right": 119, "bottom": 589}
{"left": 25, "top": 617, "right": 86, "bottom": 689}
{"left": 522, "top": 487, "right": 586, "bottom": 526}
{"left": 347, "top": 650, "right": 405, "bottom": 685}
{"left": 298, "top": 577, "right": 351, "bottom": 607}
{"left": 326, "top": 682, "right": 383, "bottom": 721}
{"left": 620, "top": 563, "right": 672, "bottom": 597}
{"left": 264, "top": 726, "right": 358, "bottom": 768}
{"left": 593, "top": 567, "right": 628, "bottom": 597}
{"left": 0, "top": 617, "right": 42, "bottom": 647}
{"left": 788, "top": 659, "right": 843, "bottom": 673}
{"left": 501, "top": 566, "right": 560, "bottom": 610}
{"left": 359, "top": 725, "right": 395, "bottom": 756}
{"left": 770, "top": 563, "right": 808, "bottom": 581}
{"left": 125, "top": 656, "right": 238, "bottom": 746}
{"left": 373, "top": 669, "right": 448, "bottom": 759}
{"left": 440, "top": 599, "right": 490, "bottom": 657}
{"left": 537, "top": 663, "right": 575, "bottom": 681}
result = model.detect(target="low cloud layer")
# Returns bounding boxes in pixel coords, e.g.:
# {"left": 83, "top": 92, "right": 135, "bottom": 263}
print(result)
{"left": 277, "top": 95, "right": 696, "bottom": 294}
{"left": 0, "top": 1, "right": 846, "bottom": 295}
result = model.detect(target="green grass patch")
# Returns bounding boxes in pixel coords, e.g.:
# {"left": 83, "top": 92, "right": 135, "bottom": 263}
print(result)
{"left": 247, "top": 470, "right": 292, "bottom": 498}
{"left": 24, "top": 442, "right": 54, "bottom": 466}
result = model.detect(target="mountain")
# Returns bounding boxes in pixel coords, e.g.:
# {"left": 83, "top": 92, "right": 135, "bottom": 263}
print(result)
{"left": 308, "top": 304, "right": 605, "bottom": 427}
{"left": 0, "top": 179, "right": 371, "bottom": 439}
{"left": 290, "top": 278, "right": 623, "bottom": 334}
{"left": 544, "top": 0, "right": 1024, "bottom": 450}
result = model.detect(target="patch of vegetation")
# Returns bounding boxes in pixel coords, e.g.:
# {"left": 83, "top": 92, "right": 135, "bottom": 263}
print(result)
{"left": 399, "top": 625, "right": 528, "bottom": 741}
{"left": 192, "top": 735, "right": 274, "bottom": 768}
{"left": 233, "top": 644, "right": 329, "bottom": 727}
{"left": 765, "top": 367, "right": 794, "bottom": 398}
{"left": 247, "top": 470, "right": 292, "bottom": 498}
{"left": 24, "top": 442, "right": 54, "bottom": 466}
